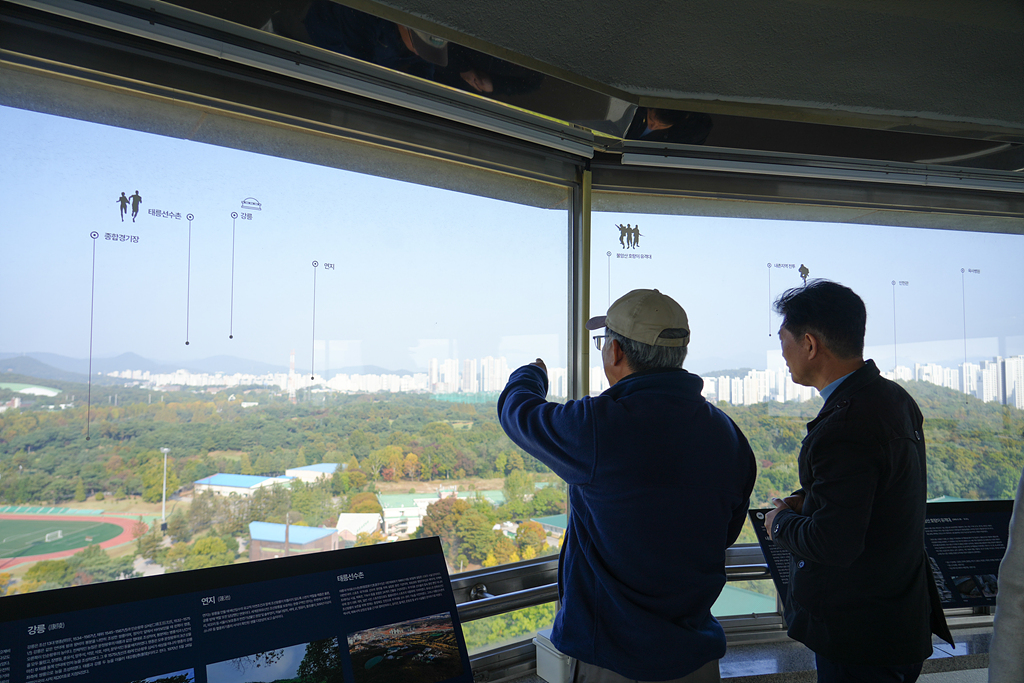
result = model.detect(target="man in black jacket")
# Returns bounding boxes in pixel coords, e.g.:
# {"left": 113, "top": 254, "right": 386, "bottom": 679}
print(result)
{"left": 765, "top": 280, "right": 951, "bottom": 682}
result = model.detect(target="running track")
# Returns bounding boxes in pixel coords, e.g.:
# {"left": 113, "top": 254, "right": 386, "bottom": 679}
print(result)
{"left": 0, "top": 514, "right": 145, "bottom": 568}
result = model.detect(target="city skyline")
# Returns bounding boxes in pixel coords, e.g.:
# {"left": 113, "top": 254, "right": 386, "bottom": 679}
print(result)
{"left": 92, "top": 352, "right": 1024, "bottom": 411}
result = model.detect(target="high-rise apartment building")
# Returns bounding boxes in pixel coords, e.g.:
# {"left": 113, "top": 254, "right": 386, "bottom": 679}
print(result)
{"left": 480, "top": 356, "right": 511, "bottom": 392}
{"left": 962, "top": 362, "right": 980, "bottom": 397}
{"left": 461, "top": 359, "right": 479, "bottom": 393}
{"left": 548, "top": 367, "right": 568, "bottom": 398}
{"left": 1005, "top": 356, "right": 1024, "bottom": 410}
{"left": 428, "top": 358, "right": 439, "bottom": 390}
{"left": 981, "top": 359, "right": 1003, "bottom": 404}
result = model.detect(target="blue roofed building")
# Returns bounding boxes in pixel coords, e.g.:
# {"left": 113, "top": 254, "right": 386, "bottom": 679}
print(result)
{"left": 285, "top": 463, "right": 341, "bottom": 484}
{"left": 248, "top": 521, "right": 338, "bottom": 560}
{"left": 194, "top": 473, "right": 293, "bottom": 497}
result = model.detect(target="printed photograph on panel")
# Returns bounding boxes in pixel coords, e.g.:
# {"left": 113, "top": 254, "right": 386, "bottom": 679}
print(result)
{"left": 347, "top": 612, "right": 463, "bottom": 683}
{"left": 128, "top": 669, "right": 195, "bottom": 683}
{"left": 206, "top": 638, "right": 343, "bottom": 683}
{"left": 952, "top": 574, "right": 999, "bottom": 598}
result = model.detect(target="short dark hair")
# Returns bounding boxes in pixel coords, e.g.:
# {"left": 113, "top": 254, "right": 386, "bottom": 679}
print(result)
{"left": 773, "top": 279, "right": 866, "bottom": 359}
{"left": 606, "top": 327, "right": 688, "bottom": 372}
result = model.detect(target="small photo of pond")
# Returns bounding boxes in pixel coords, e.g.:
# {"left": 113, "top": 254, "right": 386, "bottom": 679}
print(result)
{"left": 347, "top": 612, "right": 463, "bottom": 683}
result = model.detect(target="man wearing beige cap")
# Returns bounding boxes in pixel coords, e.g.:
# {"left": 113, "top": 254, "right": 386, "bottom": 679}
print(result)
{"left": 498, "top": 289, "right": 756, "bottom": 682}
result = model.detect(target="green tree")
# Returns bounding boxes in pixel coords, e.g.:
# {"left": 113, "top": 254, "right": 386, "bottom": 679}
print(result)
{"left": 507, "top": 452, "right": 525, "bottom": 474}
{"left": 403, "top": 452, "right": 420, "bottom": 480}
{"left": 164, "top": 542, "right": 192, "bottom": 572}
{"left": 502, "top": 469, "right": 533, "bottom": 519}
{"left": 349, "top": 492, "right": 382, "bottom": 514}
{"left": 66, "top": 544, "right": 135, "bottom": 583}
{"left": 347, "top": 470, "right": 368, "bottom": 490}
{"left": 24, "top": 559, "right": 74, "bottom": 587}
{"left": 166, "top": 510, "right": 192, "bottom": 543}
{"left": 456, "top": 509, "right": 497, "bottom": 564}
{"left": 515, "top": 521, "right": 547, "bottom": 556}
{"left": 141, "top": 455, "right": 181, "bottom": 504}
{"left": 183, "top": 537, "right": 234, "bottom": 571}
{"left": 73, "top": 479, "right": 86, "bottom": 502}
{"left": 296, "top": 637, "right": 343, "bottom": 683}
{"left": 136, "top": 530, "right": 161, "bottom": 561}
{"left": 421, "top": 497, "right": 471, "bottom": 557}
{"left": 461, "top": 603, "right": 557, "bottom": 652}
{"left": 355, "top": 530, "right": 386, "bottom": 546}
{"left": 188, "top": 490, "right": 219, "bottom": 537}
{"left": 531, "top": 485, "right": 565, "bottom": 515}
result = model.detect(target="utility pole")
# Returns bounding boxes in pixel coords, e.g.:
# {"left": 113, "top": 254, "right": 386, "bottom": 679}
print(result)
{"left": 160, "top": 447, "right": 169, "bottom": 531}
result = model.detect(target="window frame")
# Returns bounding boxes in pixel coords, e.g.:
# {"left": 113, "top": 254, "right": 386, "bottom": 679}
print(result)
{"left": 2, "top": 2, "right": 1022, "bottom": 680}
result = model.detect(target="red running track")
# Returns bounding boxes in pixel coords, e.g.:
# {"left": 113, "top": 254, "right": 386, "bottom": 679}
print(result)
{"left": 0, "top": 514, "right": 145, "bottom": 568}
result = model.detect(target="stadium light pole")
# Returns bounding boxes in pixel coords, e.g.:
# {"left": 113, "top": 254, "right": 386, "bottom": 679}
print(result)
{"left": 160, "top": 447, "right": 169, "bottom": 532}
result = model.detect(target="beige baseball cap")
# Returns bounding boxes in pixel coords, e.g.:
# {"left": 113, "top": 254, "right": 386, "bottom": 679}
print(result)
{"left": 586, "top": 289, "right": 690, "bottom": 347}
{"left": 407, "top": 29, "right": 449, "bottom": 66}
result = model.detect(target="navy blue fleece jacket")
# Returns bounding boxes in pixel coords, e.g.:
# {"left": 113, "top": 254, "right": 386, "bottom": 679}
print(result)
{"left": 498, "top": 364, "right": 756, "bottom": 680}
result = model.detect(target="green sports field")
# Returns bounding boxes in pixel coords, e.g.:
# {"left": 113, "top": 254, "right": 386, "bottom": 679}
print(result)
{"left": 0, "top": 519, "right": 123, "bottom": 558}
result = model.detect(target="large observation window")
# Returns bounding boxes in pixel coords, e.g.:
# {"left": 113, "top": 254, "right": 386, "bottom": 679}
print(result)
{"left": 589, "top": 209, "right": 1024, "bottom": 613}
{"left": 0, "top": 104, "right": 569, "bottom": 598}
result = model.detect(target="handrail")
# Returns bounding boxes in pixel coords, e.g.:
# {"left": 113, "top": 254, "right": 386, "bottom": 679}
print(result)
{"left": 454, "top": 559, "right": 772, "bottom": 622}
{"left": 457, "top": 583, "right": 560, "bottom": 622}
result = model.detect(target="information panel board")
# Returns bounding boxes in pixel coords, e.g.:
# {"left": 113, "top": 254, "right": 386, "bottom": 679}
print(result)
{"left": 749, "top": 501, "right": 1013, "bottom": 607}
{"left": 0, "top": 538, "right": 471, "bottom": 683}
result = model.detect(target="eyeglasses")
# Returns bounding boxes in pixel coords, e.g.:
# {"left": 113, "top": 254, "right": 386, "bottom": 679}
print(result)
{"left": 593, "top": 335, "right": 607, "bottom": 351}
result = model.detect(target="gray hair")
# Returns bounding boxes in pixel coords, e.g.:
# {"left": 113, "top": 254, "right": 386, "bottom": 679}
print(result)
{"left": 606, "top": 327, "right": 688, "bottom": 372}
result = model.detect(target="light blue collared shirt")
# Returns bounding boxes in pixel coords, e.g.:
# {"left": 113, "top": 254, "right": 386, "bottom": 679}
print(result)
{"left": 819, "top": 370, "right": 856, "bottom": 403}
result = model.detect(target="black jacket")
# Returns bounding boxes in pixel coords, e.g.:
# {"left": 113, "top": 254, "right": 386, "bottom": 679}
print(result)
{"left": 772, "top": 360, "right": 953, "bottom": 665}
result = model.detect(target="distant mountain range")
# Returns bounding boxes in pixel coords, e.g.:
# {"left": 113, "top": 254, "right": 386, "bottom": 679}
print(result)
{"left": 0, "top": 352, "right": 416, "bottom": 380}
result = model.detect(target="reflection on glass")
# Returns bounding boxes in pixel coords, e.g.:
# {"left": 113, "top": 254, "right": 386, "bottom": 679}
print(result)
{"left": 262, "top": 2, "right": 544, "bottom": 99}
{"left": 0, "top": 104, "right": 568, "bottom": 593}
{"left": 163, "top": 0, "right": 634, "bottom": 136}
{"left": 625, "top": 107, "right": 713, "bottom": 145}
{"left": 461, "top": 602, "right": 556, "bottom": 655}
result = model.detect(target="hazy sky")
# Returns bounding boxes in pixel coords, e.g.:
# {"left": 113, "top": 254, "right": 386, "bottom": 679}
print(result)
{"left": 590, "top": 212, "right": 1024, "bottom": 373}
{"left": 2, "top": 105, "right": 1022, "bottom": 375}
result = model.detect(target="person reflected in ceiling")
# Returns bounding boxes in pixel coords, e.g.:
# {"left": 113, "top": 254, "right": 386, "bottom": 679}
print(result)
{"left": 262, "top": 1, "right": 539, "bottom": 97}
{"left": 626, "top": 107, "right": 713, "bottom": 145}
{"left": 436, "top": 45, "right": 545, "bottom": 97}
{"left": 263, "top": 1, "right": 448, "bottom": 81}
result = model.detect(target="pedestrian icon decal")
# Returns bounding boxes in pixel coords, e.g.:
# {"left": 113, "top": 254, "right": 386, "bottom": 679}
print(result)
{"left": 616, "top": 223, "right": 643, "bottom": 249}
{"left": 115, "top": 190, "right": 143, "bottom": 221}
{"left": 130, "top": 191, "right": 142, "bottom": 221}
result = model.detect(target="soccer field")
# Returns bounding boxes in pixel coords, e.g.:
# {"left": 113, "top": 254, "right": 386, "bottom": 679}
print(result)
{"left": 0, "top": 519, "right": 124, "bottom": 558}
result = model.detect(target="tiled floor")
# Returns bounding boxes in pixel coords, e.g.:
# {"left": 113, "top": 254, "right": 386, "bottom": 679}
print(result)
{"left": 508, "top": 628, "right": 992, "bottom": 683}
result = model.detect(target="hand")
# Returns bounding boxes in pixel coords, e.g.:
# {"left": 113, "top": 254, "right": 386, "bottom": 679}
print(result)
{"left": 782, "top": 492, "right": 805, "bottom": 514}
{"left": 530, "top": 358, "right": 547, "bottom": 374}
{"left": 460, "top": 69, "right": 494, "bottom": 93}
{"left": 765, "top": 497, "right": 790, "bottom": 541}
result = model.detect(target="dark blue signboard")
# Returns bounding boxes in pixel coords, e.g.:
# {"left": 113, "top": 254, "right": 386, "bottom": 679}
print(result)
{"left": 749, "top": 501, "right": 1013, "bottom": 607}
{"left": 0, "top": 538, "right": 471, "bottom": 683}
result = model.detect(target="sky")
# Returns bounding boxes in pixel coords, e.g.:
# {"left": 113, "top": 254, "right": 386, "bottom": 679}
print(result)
{"left": 1, "top": 104, "right": 1022, "bottom": 376}
{"left": 590, "top": 213, "right": 1024, "bottom": 373}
